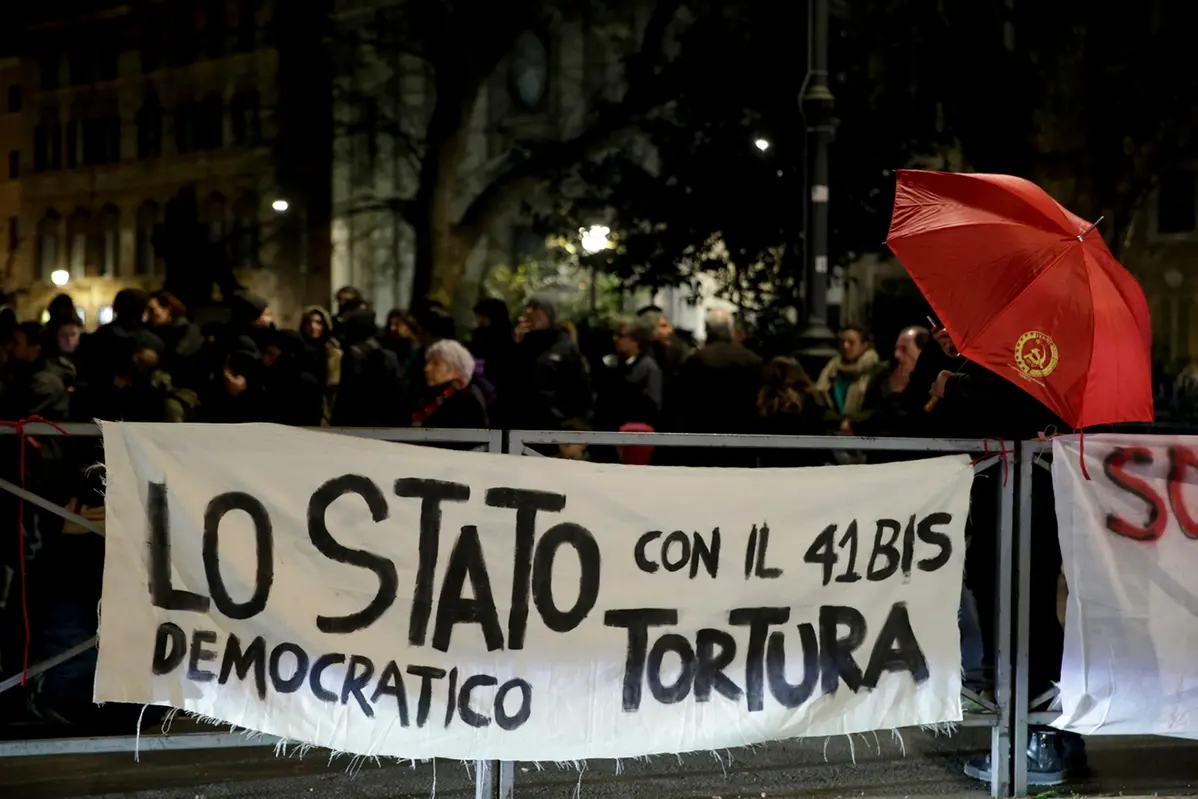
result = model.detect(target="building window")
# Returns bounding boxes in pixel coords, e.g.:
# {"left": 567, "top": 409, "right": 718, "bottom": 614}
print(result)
{"left": 40, "top": 54, "right": 60, "bottom": 91}
{"left": 233, "top": 193, "right": 260, "bottom": 269}
{"left": 7, "top": 150, "right": 17, "bottom": 180}
{"left": 100, "top": 230, "right": 117, "bottom": 276}
{"left": 67, "top": 209, "right": 90, "bottom": 278}
{"left": 197, "top": 93, "right": 224, "bottom": 150}
{"left": 38, "top": 235, "right": 57, "bottom": 280}
{"left": 37, "top": 211, "right": 60, "bottom": 281}
{"left": 6, "top": 85, "right": 20, "bottom": 114}
{"left": 34, "top": 111, "right": 63, "bottom": 172}
{"left": 81, "top": 116, "right": 121, "bottom": 166}
{"left": 66, "top": 120, "right": 80, "bottom": 168}
{"left": 509, "top": 31, "right": 549, "bottom": 111}
{"left": 98, "top": 45, "right": 118, "bottom": 82}
{"left": 70, "top": 232, "right": 86, "bottom": 276}
{"left": 174, "top": 100, "right": 197, "bottom": 154}
{"left": 230, "top": 90, "right": 261, "bottom": 145}
{"left": 69, "top": 43, "right": 96, "bottom": 86}
{"left": 98, "top": 205, "right": 119, "bottom": 277}
{"left": 136, "top": 201, "right": 159, "bottom": 276}
{"left": 50, "top": 123, "right": 62, "bottom": 170}
{"left": 235, "top": 0, "right": 260, "bottom": 52}
{"left": 1158, "top": 169, "right": 1197, "bottom": 235}
{"left": 141, "top": 40, "right": 160, "bottom": 74}
{"left": 33, "top": 128, "right": 46, "bottom": 171}
{"left": 173, "top": 22, "right": 200, "bottom": 66}
{"left": 203, "top": 0, "right": 228, "bottom": 58}
{"left": 106, "top": 115, "right": 122, "bottom": 163}
{"left": 137, "top": 92, "right": 163, "bottom": 160}
{"left": 205, "top": 193, "right": 228, "bottom": 246}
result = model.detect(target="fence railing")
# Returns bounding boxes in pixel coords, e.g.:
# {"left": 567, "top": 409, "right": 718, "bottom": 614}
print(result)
{"left": 0, "top": 426, "right": 1086, "bottom": 798}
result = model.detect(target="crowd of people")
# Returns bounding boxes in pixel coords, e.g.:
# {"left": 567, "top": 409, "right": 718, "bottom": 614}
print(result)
{"left": 0, "top": 279, "right": 1040, "bottom": 457}
{"left": 0, "top": 284, "right": 1084, "bottom": 784}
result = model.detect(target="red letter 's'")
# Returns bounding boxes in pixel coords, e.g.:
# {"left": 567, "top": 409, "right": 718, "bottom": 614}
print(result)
{"left": 1102, "top": 447, "right": 1166, "bottom": 541}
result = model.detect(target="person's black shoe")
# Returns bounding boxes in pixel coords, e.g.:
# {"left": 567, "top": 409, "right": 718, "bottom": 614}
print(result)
{"left": 963, "top": 730, "right": 1088, "bottom": 786}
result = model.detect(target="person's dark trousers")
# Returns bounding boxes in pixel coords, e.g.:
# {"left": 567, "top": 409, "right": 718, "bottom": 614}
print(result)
{"left": 963, "top": 462, "right": 999, "bottom": 688}
{"left": 963, "top": 456, "right": 1086, "bottom": 784}
{"left": 964, "top": 463, "right": 1065, "bottom": 699}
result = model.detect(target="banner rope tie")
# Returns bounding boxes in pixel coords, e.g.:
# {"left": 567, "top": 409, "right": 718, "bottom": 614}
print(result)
{"left": 0, "top": 415, "right": 71, "bottom": 685}
{"left": 971, "top": 438, "right": 1013, "bottom": 485}
{"left": 1078, "top": 430, "right": 1092, "bottom": 481}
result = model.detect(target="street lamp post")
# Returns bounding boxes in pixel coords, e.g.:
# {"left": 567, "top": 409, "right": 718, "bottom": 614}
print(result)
{"left": 798, "top": 0, "right": 838, "bottom": 361}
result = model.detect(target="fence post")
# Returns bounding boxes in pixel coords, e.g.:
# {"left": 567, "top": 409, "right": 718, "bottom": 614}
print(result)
{"left": 469, "top": 429, "right": 527, "bottom": 798}
{"left": 990, "top": 444, "right": 1016, "bottom": 798}
{"left": 475, "top": 759, "right": 514, "bottom": 799}
{"left": 1011, "top": 442, "right": 1036, "bottom": 795}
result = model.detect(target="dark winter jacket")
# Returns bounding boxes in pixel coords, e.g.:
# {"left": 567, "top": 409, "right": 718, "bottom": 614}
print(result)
{"left": 506, "top": 328, "right": 593, "bottom": 429}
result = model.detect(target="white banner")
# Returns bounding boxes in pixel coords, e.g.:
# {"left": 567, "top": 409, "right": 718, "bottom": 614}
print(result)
{"left": 1053, "top": 434, "right": 1198, "bottom": 737}
{"left": 96, "top": 423, "right": 972, "bottom": 760}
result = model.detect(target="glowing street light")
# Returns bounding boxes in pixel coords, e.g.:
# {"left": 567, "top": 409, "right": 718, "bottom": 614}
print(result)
{"left": 50, "top": 269, "right": 70, "bottom": 287}
{"left": 271, "top": 199, "right": 290, "bottom": 213}
{"left": 754, "top": 138, "right": 771, "bottom": 152}
{"left": 580, "top": 225, "right": 611, "bottom": 254}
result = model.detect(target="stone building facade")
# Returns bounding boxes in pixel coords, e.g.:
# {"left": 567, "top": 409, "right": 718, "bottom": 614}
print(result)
{"left": 329, "top": 2, "right": 652, "bottom": 318}
{"left": 0, "top": 2, "right": 309, "bottom": 327}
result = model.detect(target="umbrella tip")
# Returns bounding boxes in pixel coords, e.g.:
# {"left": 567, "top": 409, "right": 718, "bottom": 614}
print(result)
{"left": 1078, "top": 216, "right": 1105, "bottom": 242}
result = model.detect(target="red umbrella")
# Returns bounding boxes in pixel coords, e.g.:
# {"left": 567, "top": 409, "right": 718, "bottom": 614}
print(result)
{"left": 885, "top": 169, "right": 1153, "bottom": 430}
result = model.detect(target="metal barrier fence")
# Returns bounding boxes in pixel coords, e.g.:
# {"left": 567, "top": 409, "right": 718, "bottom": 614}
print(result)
{"left": 511, "top": 429, "right": 1016, "bottom": 799}
{"left": 0, "top": 425, "right": 507, "bottom": 799}
{"left": 0, "top": 426, "right": 1080, "bottom": 799}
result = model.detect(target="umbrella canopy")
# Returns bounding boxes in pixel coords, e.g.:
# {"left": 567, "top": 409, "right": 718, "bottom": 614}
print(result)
{"left": 885, "top": 169, "right": 1153, "bottom": 429}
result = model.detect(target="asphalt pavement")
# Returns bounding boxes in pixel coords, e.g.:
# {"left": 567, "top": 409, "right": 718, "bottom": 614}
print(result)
{"left": 3, "top": 727, "right": 1197, "bottom": 799}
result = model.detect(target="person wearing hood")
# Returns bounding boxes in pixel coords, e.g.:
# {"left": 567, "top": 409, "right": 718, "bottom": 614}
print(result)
{"left": 506, "top": 294, "right": 592, "bottom": 430}
{"left": 299, "top": 306, "right": 342, "bottom": 425}
{"left": 331, "top": 308, "right": 405, "bottom": 427}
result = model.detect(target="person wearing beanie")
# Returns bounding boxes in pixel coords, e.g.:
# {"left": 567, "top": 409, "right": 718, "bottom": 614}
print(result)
{"left": 230, "top": 291, "right": 273, "bottom": 330}
{"left": 229, "top": 290, "right": 275, "bottom": 355}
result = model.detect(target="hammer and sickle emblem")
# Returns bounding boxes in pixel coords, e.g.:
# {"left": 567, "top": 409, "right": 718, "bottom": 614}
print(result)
{"left": 1013, "top": 331, "right": 1059, "bottom": 380}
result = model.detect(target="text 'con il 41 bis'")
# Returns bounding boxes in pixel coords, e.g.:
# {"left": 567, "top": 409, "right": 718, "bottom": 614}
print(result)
{"left": 143, "top": 475, "right": 957, "bottom": 729}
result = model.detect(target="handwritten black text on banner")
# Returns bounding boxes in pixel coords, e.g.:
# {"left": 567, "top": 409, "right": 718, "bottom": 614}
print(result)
{"left": 96, "top": 423, "right": 973, "bottom": 760}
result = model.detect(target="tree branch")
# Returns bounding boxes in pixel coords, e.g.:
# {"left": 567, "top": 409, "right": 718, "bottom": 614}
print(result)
{"left": 452, "top": 0, "right": 684, "bottom": 249}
